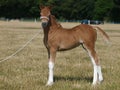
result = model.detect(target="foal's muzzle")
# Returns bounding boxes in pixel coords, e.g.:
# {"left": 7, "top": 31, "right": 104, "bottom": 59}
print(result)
{"left": 42, "top": 22, "right": 48, "bottom": 27}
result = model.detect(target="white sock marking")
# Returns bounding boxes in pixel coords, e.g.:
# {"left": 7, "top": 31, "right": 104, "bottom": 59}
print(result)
{"left": 97, "top": 66, "right": 103, "bottom": 82}
{"left": 47, "top": 61, "right": 54, "bottom": 85}
{"left": 93, "top": 65, "right": 98, "bottom": 85}
{"left": 88, "top": 50, "right": 103, "bottom": 85}
{"left": 88, "top": 51, "right": 98, "bottom": 85}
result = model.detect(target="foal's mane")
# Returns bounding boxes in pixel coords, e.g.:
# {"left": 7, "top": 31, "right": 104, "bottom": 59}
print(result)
{"left": 50, "top": 15, "right": 62, "bottom": 28}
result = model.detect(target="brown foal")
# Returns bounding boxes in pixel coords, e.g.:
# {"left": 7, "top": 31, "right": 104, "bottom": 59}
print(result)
{"left": 40, "top": 6, "right": 109, "bottom": 86}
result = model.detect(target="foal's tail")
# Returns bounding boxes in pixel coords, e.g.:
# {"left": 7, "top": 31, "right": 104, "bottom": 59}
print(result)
{"left": 93, "top": 26, "right": 110, "bottom": 44}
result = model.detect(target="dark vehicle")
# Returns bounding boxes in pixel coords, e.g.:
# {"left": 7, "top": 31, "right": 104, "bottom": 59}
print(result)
{"left": 81, "top": 20, "right": 104, "bottom": 25}
{"left": 81, "top": 19, "right": 89, "bottom": 24}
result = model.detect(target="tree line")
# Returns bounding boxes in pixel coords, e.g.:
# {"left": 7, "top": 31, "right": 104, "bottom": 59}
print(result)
{"left": 0, "top": 0, "right": 120, "bottom": 22}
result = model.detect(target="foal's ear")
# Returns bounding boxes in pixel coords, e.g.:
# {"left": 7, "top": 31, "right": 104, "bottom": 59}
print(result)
{"left": 48, "top": 6, "right": 53, "bottom": 10}
{"left": 40, "top": 5, "right": 45, "bottom": 9}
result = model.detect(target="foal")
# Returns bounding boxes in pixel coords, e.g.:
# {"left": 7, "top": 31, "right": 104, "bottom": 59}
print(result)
{"left": 40, "top": 6, "right": 109, "bottom": 86}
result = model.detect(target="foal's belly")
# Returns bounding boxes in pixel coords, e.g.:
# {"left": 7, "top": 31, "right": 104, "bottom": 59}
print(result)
{"left": 58, "top": 42, "right": 81, "bottom": 51}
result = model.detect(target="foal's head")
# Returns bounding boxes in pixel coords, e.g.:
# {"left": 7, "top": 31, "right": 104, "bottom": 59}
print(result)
{"left": 40, "top": 6, "right": 52, "bottom": 27}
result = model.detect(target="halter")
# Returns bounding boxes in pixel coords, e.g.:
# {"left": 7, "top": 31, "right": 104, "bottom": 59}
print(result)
{"left": 40, "top": 16, "right": 49, "bottom": 21}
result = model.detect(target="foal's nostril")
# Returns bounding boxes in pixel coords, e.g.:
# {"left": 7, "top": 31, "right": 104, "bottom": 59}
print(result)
{"left": 42, "top": 22, "right": 48, "bottom": 27}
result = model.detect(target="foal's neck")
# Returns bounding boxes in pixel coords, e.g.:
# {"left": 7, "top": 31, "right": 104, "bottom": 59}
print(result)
{"left": 43, "top": 15, "right": 61, "bottom": 38}
{"left": 49, "top": 15, "right": 61, "bottom": 29}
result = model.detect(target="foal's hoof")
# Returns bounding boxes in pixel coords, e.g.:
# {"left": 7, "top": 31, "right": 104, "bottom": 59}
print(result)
{"left": 92, "top": 80, "right": 103, "bottom": 87}
{"left": 92, "top": 81, "right": 99, "bottom": 87}
{"left": 91, "top": 83, "right": 98, "bottom": 88}
{"left": 46, "top": 81, "right": 54, "bottom": 86}
{"left": 98, "top": 79, "right": 103, "bottom": 84}
{"left": 92, "top": 82, "right": 97, "bottom": 86}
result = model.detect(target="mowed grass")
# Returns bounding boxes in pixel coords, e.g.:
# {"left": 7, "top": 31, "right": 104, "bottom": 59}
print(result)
{"left": 0, "top": 21, "right": 120, "bottom": 90}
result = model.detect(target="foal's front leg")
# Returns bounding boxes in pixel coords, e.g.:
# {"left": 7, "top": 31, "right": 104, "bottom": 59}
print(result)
{"left": 46, "top": 48, "right": 56, "bottom": 86}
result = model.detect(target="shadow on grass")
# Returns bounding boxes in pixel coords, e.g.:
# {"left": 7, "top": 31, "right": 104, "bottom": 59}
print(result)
{"left": 54, "top": 75, "right": 93, "bottom": 83}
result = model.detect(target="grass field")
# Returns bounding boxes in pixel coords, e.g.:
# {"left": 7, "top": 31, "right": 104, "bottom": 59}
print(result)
{"left": 0, "top": 21, "right": 120, "bottom": 90}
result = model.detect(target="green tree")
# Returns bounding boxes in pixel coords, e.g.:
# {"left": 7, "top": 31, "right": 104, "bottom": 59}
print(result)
{"left": 110, "top": 0, "right": 120, "bottom": 22}
{"left": 0, "top": 0, "right": 40, "bottom": 18}
{"left": 94, "top": 0, "right": 114, "bottom": 21}
{"left": 0, "top": 0, "right": 119, "bottom": 22}
{"left": 44, "top": 0, "right": 95, "bottom": 20}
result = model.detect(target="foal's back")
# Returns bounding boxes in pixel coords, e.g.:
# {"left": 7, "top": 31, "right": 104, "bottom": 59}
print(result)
{"left": 59, "top": 24, "right": 97, "bottom": 42}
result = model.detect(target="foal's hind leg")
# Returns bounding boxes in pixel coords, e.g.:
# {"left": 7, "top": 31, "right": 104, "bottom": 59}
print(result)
{"left": 83, "top": 43, "right": 103, "bottom": 85}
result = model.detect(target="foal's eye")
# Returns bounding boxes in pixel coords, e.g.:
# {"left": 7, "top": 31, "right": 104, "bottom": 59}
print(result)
{"left": 40, "top": 13, "right": 43, "bottom": 15}
{"left": 48, "top": 12, "right": 51, "bottom": 16}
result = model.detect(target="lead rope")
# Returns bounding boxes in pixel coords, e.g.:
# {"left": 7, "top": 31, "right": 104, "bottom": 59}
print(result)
{"left": 0, "top": 30, "right": 41, "bottom": 63}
